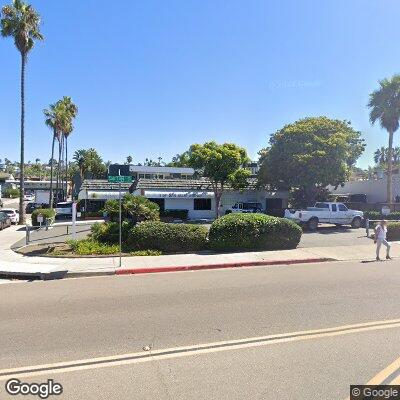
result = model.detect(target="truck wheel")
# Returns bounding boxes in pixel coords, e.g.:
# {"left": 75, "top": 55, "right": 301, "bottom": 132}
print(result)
{"left": 307, "top": 218, "right": 319, "bottom": 231}
{"left": 351, "top": 217, "right": 362, "bottom": 229}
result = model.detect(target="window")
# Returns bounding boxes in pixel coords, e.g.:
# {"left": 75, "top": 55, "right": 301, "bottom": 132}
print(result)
{"left": 315, "top": 202, "right": 329, "bottom": 209}
{"left": 194, "top": 198, "right": 211, "bottom": 210}
{"left": 148, "top": 198, "right": 165, "bottom": 211}
{"left": 331, "top": 204, "right": 337, "bottom": 212}
{"left": 338, "top": 204, "right": 348, "bottom": 211}
{"left": 145, "top": 174, "right": 151, "bottom": 179}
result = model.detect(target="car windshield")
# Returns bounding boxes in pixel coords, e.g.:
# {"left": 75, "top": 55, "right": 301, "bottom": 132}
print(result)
{"left": 56, "top": 203, "right": 72, "bottom": 208}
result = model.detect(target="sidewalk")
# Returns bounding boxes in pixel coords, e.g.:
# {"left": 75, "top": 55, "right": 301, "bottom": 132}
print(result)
{"left": 1, "top": 225, "right": 399, "bottom": 278}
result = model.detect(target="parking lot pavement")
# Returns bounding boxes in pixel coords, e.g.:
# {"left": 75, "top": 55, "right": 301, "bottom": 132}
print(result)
{"left": 299, "top": 225, "right": 371, "bottom": 248}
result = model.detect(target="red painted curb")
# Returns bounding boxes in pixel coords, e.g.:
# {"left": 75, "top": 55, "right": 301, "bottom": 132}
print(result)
{"left": 116, "top": 257, "right": 335, "bottom": 275}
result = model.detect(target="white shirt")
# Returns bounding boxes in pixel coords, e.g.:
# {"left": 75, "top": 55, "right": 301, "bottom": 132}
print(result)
{"left": 375, "top": 225, "right": 387, "bottom": 240}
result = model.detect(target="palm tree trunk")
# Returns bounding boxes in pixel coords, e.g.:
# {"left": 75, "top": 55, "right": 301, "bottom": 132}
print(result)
{"left": 55, "top": 137, "right": 62, "bottom": 203}
{"left": 18, "top": 54, "right": 26, "bottom": 225}
{"left": 387, "top": 130, "right": 394, "bottom": 206}
{"left": 65, "top": 136, "right": 68, "bottom": 201}
{"left": 49, "top": 132, "right": 56, "bottom": 207}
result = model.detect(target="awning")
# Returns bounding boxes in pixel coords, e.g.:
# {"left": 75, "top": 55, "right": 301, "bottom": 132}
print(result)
{"left": 78, "top": 190, "right": 129, "bottom": 201}
{"left": 144, "top": 190, "right": 214, "bottom": 199}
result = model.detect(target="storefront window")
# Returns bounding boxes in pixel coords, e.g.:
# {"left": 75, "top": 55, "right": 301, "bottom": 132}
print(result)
{"left": 194, "top": 198, "right": 211, "bottom": 210}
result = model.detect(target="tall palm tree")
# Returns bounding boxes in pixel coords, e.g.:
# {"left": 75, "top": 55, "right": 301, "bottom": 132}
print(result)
{"left": 44, "top": 101, "right": 66, "bottom": 206}
{"left": 368, "top": 75, "right": 400, "bottom": 204}
{"left": 73, "top": 149, "right": 87, "bottom": 180}
{"left": 58, "top": 97, "right": 78, "bottom": 201}
{"left": 1, "top": 0, "right": 43, "bottom": 224}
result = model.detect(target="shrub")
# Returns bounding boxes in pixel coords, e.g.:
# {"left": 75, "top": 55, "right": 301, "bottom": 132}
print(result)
{"left": 31, "top": 208, "right": 56, "bottom": 226}
{"left": 160, "top": 209, "right": 189, "bottom": 220}
{"left": 67, "top": 239, "right": 119, "bottom": 255}
{"left": 208, "top": 213, "right": 302, "bottom": 252}
{"left": 127, "top": 221, "right": 208, "bottom": 252}
{"left": 90, "top": 221, "right": 133, "bottom": 244}
{"left": 103, "top": 194, "right": 159, "bottom": 223}
{"left": 3, "top": 188, "right": 20, "bottom": 198}
{"left": 364, "top": 211, "right": 400, "bottom": 221}
{"left": 387, "top": 222, "right": 400, "bottom": 241}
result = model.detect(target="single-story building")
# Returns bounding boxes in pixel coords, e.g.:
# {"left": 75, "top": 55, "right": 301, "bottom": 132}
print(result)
{"left": 78, "top": 178, "right": 288, "bottom": 219}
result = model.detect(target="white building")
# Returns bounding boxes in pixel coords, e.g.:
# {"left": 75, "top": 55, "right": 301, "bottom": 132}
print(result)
{"left": 78, "top": 178, "right": 288, "bottom": 220}
{"left": 329, "top": 176, "right": 400, "bottom": 203}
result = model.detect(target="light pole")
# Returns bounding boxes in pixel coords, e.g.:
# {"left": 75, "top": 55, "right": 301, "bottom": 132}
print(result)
{"left": 119, "top": 168, "right": 122, "bottom": 268}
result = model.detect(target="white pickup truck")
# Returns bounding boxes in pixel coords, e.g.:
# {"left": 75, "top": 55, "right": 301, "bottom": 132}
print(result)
{"left": 284, "top": 202, "right": 363, "bottom": 230}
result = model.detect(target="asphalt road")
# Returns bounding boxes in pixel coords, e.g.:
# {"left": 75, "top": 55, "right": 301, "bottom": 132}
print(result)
{"left": 1, "top": 260, "right": 400, "bottom": 399}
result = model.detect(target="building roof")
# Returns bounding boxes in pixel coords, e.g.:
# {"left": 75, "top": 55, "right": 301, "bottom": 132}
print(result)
{"left": 80, "top": 179, "right": 134, "bottom": 191}
{"left": 0, "top": 172, "right": 12, "bottom": 180}
{"left": 80, "top": 177, "right": 266, "bottom": 192}
{"left": 129, "top": 165, "right": 195, "bottom": 174}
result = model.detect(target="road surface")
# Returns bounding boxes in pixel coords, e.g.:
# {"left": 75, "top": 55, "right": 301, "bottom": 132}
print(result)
{"left": 0, "top": 260, "right": 400, "bottom": 399}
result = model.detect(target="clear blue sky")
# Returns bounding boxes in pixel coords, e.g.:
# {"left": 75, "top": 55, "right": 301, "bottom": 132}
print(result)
{"left": 1, "top": 0, "right": 400, "bottom": 168}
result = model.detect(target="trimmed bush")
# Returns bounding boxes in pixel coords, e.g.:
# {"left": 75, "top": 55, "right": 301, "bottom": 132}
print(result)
{"left": 90, "top": 221, "right": 133, "bottom": 244}
{"left": 387, "top": 222, "right": 400, "bottom": 241}
{"left": 364, "top": 211, "right": 400, "bottom": 221}
{"left": 127, "top": 221, "right": 208, "bottom": 252}
{"left": 103, "top": 194, "right": 159, "bottom": 223}
{"left": 208, "top": 213, "right": 302, "bottom": 252}
{"left": 160, "top": 209, "right": 189, "bottom": 220}
{"left": 3, "top": 188, "right": 20, "bottom": 198}
{"left": 31, "top": 208, "right": 56, "bottom": 226}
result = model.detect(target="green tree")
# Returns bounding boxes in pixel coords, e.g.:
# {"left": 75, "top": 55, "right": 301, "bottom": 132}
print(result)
{"left": 368, "top": 75, "right": 400, "bottom": 203}
{"left": 73, "top": 148, "right": 106, "bottom": 179}
{"left": 126, "top": 155, "right": 133, "bottom": 164}
{"left": 1, "top": 0, "right": 44, "bottom": 224}
{"left": 188, "top": 141, "right": 250, "bottom": 217}
{"left": 373, "top": 146, "right": 400, "bottom": 167}
{"left": 258, "top": 117, "right": 365, "bottom": 207}
{"left": 167, "top": 151, "right": 191, "bottom": 167}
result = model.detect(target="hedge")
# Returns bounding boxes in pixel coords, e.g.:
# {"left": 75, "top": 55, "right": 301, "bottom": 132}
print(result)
{"left": 387, "top": 222, "right": 400, "bottom": 241}
{"left": 364, "top": 211, "right": 400, "bottom": 221}
{"left": 208, "top": 213, "right": 302, "bottom": 252}
{"left": 127, "top": 221, "right": 208, "bottom": 252}
{"left": 31, "top": 208, "right": 56, "bottom": 226}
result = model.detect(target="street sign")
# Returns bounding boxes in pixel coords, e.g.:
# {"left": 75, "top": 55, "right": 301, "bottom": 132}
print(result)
{"left": 382, "top": 206, "right": 390, "bottom": 216}
{"left": 108, "top": 175, "right": 132, "bottom": 183}
{"left": 37, "top": 214, "right": 44, "bottom": 224}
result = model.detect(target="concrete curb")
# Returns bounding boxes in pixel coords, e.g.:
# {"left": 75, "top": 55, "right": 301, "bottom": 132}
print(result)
{"left": 115, "top": 257, "right": 336, "bottom": 275}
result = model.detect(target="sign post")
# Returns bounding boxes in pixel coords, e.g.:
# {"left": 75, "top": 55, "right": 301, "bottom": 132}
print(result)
{"left": 72, "top": 202, "right": 77, "bottom": 240}
{"left": 37, "top": 213, "right": 43, "bottom": 229}
{"left": 108, "top": 174, "right": 132, "bottom": 268}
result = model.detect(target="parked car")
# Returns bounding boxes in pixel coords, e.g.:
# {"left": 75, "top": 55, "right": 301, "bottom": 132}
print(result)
{"left": 0, "top": 198, "right": 3, "bottom": 208}
{"left": 0, "top": 211, "right": 12, "bottom": 230}
{"left": 55, "top": 201, "right": 73, "bottom": 219}
{"left": 23, "top": 194, "right": 35, "bottom": 202}
{"left": 26, "top": 202, "right": 44, "bottom": 214}
{"left": 284, "top": 202, "right": 364, "bottom": 230}
{"left": 225, "top": 202, "right": 264, "bottom": 214}
{"left": 0, "top": 208, "right": 19, "bottom": 224}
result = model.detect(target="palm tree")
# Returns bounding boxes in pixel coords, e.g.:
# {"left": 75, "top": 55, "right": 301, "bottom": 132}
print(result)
{"left": 60, "top": 97, "right": 78, "bottom": 200}
{"left": 368, "top": 75, "right": 400, "bottom": 204}
{"left": 374, "top": 146, "right": 388, "bottom": 165}
{"left": 126, "top": 155, "right": 132, "bottom": 164}
{"left": 1, "top": 0, "right": 43, "bottom": 224}
{"left": 44, "top": 102, "right": 65, "bottom": 207}
{"left": 73, "top": 149, "right": 87, "bottom": 180}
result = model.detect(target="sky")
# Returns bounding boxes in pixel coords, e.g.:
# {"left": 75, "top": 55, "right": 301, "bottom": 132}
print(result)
{"left": 1, "top": 0, "right": 400, "bottom": 168}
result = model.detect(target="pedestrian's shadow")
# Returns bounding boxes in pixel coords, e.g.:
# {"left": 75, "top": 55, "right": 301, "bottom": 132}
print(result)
{"left": 361, "top": 260, "right": 379, "bottom": 264}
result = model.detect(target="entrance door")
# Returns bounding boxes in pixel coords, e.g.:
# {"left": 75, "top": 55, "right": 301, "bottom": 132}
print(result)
{"left": 148, "top": 198, "right": 165, "bottom": 212}
{"left": 265, "top": 198, "right": 283, "bottom": 216}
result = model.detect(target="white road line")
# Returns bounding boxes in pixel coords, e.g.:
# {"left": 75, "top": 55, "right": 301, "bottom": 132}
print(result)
{"left": 1, "top": 319, "right": 400, "bottom": 380}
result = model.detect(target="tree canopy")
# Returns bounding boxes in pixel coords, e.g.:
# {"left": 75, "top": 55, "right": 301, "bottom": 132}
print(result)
{"left": 258, "top": 117, "right": 365, "bottom": 206}
{"left": 188, "top": 141, "right": 250, "bottom": 217}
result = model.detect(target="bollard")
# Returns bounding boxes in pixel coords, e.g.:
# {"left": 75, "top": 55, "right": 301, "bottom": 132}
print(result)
{"left": 365, "top": 218, "right": 369, "bottom": 237}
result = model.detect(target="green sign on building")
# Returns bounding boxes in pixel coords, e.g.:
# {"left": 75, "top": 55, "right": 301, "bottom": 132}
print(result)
{"left": 108, "top": 175, "right": 132, "bottom": 183}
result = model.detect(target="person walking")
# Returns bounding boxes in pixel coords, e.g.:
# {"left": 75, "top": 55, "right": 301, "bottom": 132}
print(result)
{"left": 375, "top": 220, "right": 391, "bottom": 261}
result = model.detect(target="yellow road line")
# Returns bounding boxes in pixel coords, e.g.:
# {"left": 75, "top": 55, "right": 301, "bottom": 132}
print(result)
{"left": 367, "top": 355, "right": 400, "bottom": 385}
{"left": 1, "top": 319, "right": 400, "bottom": 381}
